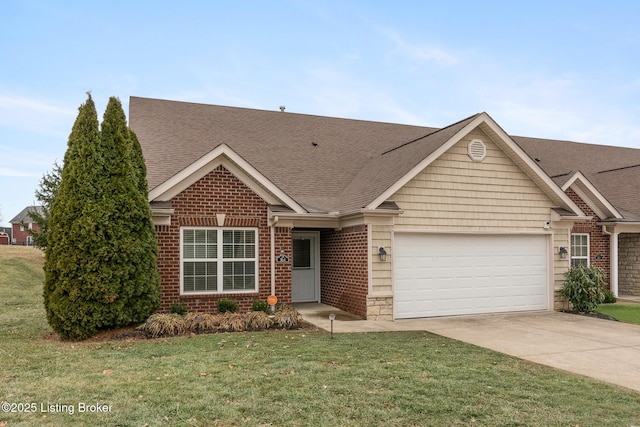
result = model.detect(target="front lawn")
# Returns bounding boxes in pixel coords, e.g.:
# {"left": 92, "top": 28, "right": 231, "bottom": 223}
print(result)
{"left": 596, "top": 303, "right": 640, "bottom": 325}
{"left": 1, "top": 246, "right": 639, "bottom": 426}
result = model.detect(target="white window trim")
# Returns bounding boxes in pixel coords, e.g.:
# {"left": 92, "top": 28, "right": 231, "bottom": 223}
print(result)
{"left": 180, "top": 227, "right": 259, "bottom": 295}
{"left": 571, "top": 233, "right": 590, "bottom": 266}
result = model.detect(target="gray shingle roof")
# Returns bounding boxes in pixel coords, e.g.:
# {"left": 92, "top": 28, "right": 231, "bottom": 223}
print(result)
{"left": 515, "top": 136, "right": 640, "bottom": 219}
{"left": 10, "top": 206, "right": 43, "bottom": 224}
{"left": 130, "top": 96, "right": 640, "bottom": 219}
{"left": 130, "top": 96, "right": 441, "bottom": 213}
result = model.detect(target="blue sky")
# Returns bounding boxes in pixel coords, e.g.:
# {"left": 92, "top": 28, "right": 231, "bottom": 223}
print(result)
{"left": 2, "top": 1, "right": 640, "bottom": 226}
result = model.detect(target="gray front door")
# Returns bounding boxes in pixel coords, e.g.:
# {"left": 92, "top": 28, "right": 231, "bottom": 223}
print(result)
{"left": 291, "top": 232, "right": 319, "bottom": 302}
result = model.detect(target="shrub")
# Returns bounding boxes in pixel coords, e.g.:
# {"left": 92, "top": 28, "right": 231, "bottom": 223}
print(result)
{"left": 602, "top": 288, "right": 617, "bottom": 304}
{"left": 246, "top": 311, "right": 273, "bottom": 330}
{"left": 170, "top": 304, "right": 188, "bottom": 315}
{"left": 252, "top": 299, "right": 270, "bottom": 314}
{"left": 218, "top": 312, "right": 245, "bottom": 332}
{"left": 561, "top": 264, "right": 607, "bottom": 313}
{"left": 273, "top": 306, "right": 301, "bottom": 329}
{"left": 43, "top": 95, "right": 160, "bottom": 341}
{"left": 217, "top": 298, "right": 239, "bottom": 313}
{"left": 137, "top": 313, "right": 187, "bottom": 338}
{"left": 184, "top": 312, "right": 220, "bottom": 333}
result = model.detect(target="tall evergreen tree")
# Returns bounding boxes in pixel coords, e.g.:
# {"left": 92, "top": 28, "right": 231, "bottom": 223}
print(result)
{"left": 97, "top": 96, "right": 160, "bottom": 327}
{"left": 44, "top": 93, "right": 104, "bottom": 340}
{"left": 43, "top": 94, "right": 160, "bottom": 340}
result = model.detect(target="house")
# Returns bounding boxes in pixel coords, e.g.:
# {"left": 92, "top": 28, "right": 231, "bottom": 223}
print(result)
{"left": 10, "top": 206, "right": 43, "bottom": 246}
{"left": 515, "top": 138, "right": 640, "bottom": 298}
{"left": 130, "top": 96, "right": 635, "bottom": 320}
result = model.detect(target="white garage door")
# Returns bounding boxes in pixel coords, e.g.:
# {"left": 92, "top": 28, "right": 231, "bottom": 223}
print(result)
{"left": 394, "top": 234, "right": 548, "bottom": 319}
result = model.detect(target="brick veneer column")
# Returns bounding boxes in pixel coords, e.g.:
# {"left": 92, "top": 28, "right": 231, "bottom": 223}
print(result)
{"left": 319, "top": 225, "right": 369, "bottom": 318}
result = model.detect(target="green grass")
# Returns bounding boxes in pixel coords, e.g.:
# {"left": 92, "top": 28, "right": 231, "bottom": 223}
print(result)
{"left": 1, "top": 246, "right": 639, "bottom": 426}
{"left": 596, "top": 303, "right": 640, "bottom": 325}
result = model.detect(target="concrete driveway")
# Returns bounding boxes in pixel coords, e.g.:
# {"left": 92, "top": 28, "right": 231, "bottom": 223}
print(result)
{"left": 296, "top": 304, "right": 640, "bottom": 393}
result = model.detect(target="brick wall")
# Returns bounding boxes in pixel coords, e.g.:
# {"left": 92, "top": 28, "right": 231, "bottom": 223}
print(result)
{"left": 155, "top": 165, "right": 292, "bottom": 312}
{"left": 11, "top": 222, "right": 40, "bottom": 245}
{"left": 618, "top": 234, "right": 640, "bottom": 296}
{"left": 566, "top": 189, "right": 611, "bottom": 288}
{"left": 319, "top": 225, "right": 369, "bottom": 318}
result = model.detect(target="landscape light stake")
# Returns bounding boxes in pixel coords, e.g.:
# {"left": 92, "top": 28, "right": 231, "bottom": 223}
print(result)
{"left": 329, "top": 313, "right": 336, "bottom": 339}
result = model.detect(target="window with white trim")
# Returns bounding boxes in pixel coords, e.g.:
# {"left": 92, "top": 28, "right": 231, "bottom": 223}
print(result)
{"left": 181, "top": 228, "right": 257, "bottom": 294}
{"left": 570, "top": 233, "right": 589, "bottom": 267}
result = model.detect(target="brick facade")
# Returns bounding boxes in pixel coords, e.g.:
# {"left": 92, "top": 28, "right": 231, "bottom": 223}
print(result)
{"left": 11, "top": 222, "right": 39, "bottom": 245}
{"left": 566, "top": 189, "right": 611, "bottom": 288}
{"left": 155, "top": 165, "right": 292, "bottom": 313}
{"left": 618, "top": 234, "right": 640, "bottom": 296}
{"left": 319, "top": 225, "right": 369, "bottom": 318}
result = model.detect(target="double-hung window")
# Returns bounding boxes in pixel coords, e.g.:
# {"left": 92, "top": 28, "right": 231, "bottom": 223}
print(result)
{"left": 570, "top": 233, "right": 589, "bottom": 267}
{"left": 181, "top": 228, "right": 257, "bottom": 294}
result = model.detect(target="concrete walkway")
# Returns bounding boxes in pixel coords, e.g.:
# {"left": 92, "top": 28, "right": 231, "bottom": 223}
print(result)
{"left": 294, "top": 303, "right": 640, "bottom": 393}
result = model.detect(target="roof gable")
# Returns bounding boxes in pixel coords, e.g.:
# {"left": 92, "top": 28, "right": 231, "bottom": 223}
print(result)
{"left": 148, "top": 143, "right": 306, "bottom": 213}
{"left": 10, "top": 206, "right": 43, "bottom": 224}
{"left": 517, "top": 137, "right": 640, "bottom": 220}
{"left": 366, "top": 113, "right": 584, "bottom": 216}
{"left": 561, "top": 171, "right": 622, "bottom": 220}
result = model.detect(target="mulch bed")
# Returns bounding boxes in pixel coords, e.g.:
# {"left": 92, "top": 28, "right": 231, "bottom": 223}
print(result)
{"left": 44, "top": 320, "right": 318, "bottom": 343}
{"left": 560, "top": 310, "right": 618, "bottom": 322}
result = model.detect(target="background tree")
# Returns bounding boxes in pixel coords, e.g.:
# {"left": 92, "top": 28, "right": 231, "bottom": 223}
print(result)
{"left": 29, "top": 162, "right": 62, "bottom": 248}
{"left": 43, "top": 94, "right": 160, "bottom": 340}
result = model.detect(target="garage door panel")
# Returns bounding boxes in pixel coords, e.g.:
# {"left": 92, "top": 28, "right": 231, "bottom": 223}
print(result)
{"left": 394, "top": 234, "right": 548, "bottom": 319}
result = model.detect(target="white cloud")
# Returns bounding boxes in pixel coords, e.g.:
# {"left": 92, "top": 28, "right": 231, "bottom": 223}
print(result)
{"left": 380, "top": 28, "right": 460, "bottom": 67}
{"left": 0, "top": 167, "right": 38, "bottom": 178}
{"left": 0, "top": 93, "right": 76, "bottom": 137}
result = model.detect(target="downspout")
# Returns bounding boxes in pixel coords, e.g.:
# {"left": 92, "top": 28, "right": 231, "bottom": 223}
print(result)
{"left": 270, "top": 216, "right": 279, "bottom": 298}
{"left": 602, "top": 226, "right": 619, "bottom": 297}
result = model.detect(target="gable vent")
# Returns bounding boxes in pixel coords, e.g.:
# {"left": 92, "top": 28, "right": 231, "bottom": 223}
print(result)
{"left": 467, "top": 139, "right": 486, "bottom": 161}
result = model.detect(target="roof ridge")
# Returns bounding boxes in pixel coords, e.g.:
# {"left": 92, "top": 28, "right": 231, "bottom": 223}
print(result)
{"left": 380, "top": 113, "right": 481, "bottom": 155}
{"left": 131, "top": 96, "right": 439, "bottom": 128}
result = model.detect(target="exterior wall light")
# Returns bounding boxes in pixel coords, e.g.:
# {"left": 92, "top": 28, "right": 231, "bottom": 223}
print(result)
{"left": 559, "top": 246, "right": 568, "bottom": 259}
{"left": 378, "top": 246, "right": 387, "bottom": 262}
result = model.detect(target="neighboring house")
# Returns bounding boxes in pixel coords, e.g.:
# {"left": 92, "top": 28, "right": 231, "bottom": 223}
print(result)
{"left": 516, "top": 138, "right": 640, "bottom": 297}
{"left": 10, "top": 206, "right": 43, "bottom": 246}
{"left": 129, "top": 96, "right": 634, "bottom": 320}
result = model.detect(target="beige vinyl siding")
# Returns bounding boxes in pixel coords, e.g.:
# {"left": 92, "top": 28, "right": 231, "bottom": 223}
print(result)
{"left": 371, "top": 225, "right": 392, "bottom": 294}
{"left": 392, "top": 129, "right": 555, "bottom": 232}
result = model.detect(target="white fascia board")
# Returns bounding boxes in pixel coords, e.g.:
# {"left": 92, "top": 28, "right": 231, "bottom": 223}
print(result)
{"left": 148, "top": 144, "right": 306, "bottom": 214}
{"left": 365, "top": 115, "right": 487, "bottom": 209}
{"left": 366, "top": 113, "right": 585, "bottom": 218}
{"left": 561, "top": 171, "right": 623, "bottom": 219}
{"left": 479, "top": 116, "right": 586, "bottom": 217}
